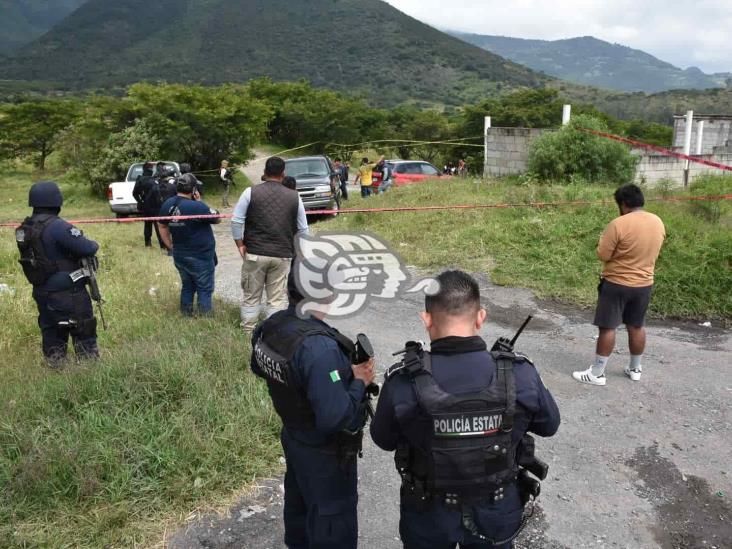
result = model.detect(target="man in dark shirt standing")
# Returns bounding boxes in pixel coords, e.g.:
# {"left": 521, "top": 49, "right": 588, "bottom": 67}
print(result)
{"left": 371, "top": 271, "right": 560, "bottom": 548}
{"left": 230, "top": 156, "right": 308, "bottom": 332}
{"left": 132, "top": 162, "right": 164, "bottom": 249}
{"left": 158, "top": 174, "right": 220, "bottom": 316}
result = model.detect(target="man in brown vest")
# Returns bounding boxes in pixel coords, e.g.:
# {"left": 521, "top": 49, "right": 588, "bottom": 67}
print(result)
{"left": 231, "top": 157, "right": 309, "bottom": 332}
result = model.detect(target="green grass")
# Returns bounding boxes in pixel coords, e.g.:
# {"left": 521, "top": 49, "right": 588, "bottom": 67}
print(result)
{"left": 0, "top": 166, "right": 281, "bottom": 547}
{"left": 325, "top": 176, "right": 732, "bottom": 320}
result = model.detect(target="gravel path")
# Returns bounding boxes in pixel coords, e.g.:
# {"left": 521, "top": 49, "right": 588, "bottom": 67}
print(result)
{"left": 170, "top": 158, "right": 732, "bottom": 549}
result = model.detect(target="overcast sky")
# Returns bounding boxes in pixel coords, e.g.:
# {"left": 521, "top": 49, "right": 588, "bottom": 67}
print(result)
{"left": 384, "top": 0, "right": 732, "bottom": 74}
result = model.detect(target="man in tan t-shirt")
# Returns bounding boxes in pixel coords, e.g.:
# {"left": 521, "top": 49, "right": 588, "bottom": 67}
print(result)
{"left": 573, "top": 184, "right": 666, "bottom": 386}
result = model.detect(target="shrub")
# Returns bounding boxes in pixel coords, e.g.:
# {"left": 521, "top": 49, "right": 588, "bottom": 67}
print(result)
{"left": 687, "top": 174, "right": 732, "bottom": 224}
{"left": 527, "top": 115, "right": 639, "bottom": 184}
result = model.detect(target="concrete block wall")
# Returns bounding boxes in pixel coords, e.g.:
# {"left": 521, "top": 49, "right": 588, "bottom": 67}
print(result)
{"left": 484, "top": 125, "right": 732, "bottom": 185}
{"left": 634, "top": 151, "right": 732, "bottom": 187}
{"left": 484, "top": 127, "right": 552, "bottom": 177}
{"left": 673, "top": 117, "right": 732, "bottom": 155}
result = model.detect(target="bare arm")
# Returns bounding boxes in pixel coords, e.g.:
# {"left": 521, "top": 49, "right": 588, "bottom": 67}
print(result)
{"left": 158, "top": 223, "right": 173, "bottom": 251}
{"left": 596, "top": 222, "right": 618, "bottom": 262}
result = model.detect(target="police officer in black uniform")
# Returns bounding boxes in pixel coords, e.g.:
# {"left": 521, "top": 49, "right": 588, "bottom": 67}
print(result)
{"left": 16, "top": 181, "right": 100, "bottom": 368}
{"left": 132, "top": 162, "right": 164, "bottom": 248}
{"left": 371, "top": 271, "right": 560, "bottom": 549}
{"left": 250, "top": 272, "right": 376, "bottom": 549}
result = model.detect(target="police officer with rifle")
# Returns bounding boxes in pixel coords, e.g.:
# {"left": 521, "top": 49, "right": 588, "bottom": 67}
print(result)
{"left": 371, "top": 270, "right": 560, "bottom": 548}
{"left": 250, "top": 269, "right": 376, "bottom": 549}
{"left": 15, "top": 182, "right": 102, "bottom": 368}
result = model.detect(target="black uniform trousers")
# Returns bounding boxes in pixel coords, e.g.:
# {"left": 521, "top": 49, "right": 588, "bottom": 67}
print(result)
{"left": 399, "top": 487, "right": 524, "bottom": 549}
{"left": 281, "top": 429, "right": 358, "bottom": 549}
{"left": 33, "top": 286, "right": 99, "bottom": 366}
{"left": 143, "top": 220, "right": 164, "bottom": 248}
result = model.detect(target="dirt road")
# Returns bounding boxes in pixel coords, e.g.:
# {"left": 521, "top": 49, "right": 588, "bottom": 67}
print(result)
{"left": 170, "top": 167, "right": 731, "bottom": 548}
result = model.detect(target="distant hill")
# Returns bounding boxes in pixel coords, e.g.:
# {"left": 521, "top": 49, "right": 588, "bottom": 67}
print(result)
{"left": 0, "top": 0, "right": 547, "bottom": 106}
{"left": 0, "top": 0, "right": 87, "bottom": 54}
{"left": 453, "top": 33, "right": 732, "bottom": 94}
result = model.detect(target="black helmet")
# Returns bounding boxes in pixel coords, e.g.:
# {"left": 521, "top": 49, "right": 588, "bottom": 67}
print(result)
{"left": 176, "top": 173, "right": 199, "bottom": 194}
{"left": 29, "top": 181, "right": 63, "bottom": 208}
{"left": 179, "top": 163, "right": 192, "bottom": 174}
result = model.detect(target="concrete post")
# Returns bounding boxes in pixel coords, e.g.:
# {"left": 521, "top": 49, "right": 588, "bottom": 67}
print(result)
{"left": 683, "top": 110, "right": 693, "bottom": 186}
{"left": 483, "top": 116, "right": 491, "bottom": 178}
{"left": 695, "top": 120, "right": 705, "bottom": 156}
{"left": 562, "top": 105, "right": 572, "bottom": 126}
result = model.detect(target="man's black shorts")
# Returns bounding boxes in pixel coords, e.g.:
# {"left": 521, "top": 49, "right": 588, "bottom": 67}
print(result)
{"left": 593, "top": 279, "right": 654, "bottom": 329}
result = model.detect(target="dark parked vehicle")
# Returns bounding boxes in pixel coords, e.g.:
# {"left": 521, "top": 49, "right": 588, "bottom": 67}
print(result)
{"left": 285, "top": 156, "right": 342, "bottom": 213}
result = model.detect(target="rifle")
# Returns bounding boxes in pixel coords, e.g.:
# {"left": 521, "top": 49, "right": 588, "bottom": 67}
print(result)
{"left": 80, "top": 257, "right": 107, "bottom": 330}
{"left": 354, "top": 333, "right": 379, "bottom": 420}
{"left": 491, "top": 316, "right": 550, "bottom": 504}
{"left": 491, "top": 315, "right": 532, "bottom": 353}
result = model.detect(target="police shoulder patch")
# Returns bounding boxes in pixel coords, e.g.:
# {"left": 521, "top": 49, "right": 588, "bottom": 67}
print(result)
{"left": 69, "top": 227, "right": 83, "bottom": 238}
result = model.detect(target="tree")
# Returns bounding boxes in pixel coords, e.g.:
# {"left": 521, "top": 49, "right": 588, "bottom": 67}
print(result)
{"left": 126, "top": 83, "right": 272, "bottom": 170}
{"left": 59, "top": 119, "right": 163, "bottom": 194}
{"left": 0, "top": 99, "right": 80, "bottom": 169}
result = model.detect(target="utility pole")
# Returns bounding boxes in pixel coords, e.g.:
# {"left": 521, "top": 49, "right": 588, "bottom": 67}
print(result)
{"left": 695, "top": 120, "right": 705, "bottom": 156}
{"left": 683, "top": 110, "right": 694, "bottom": 187}
{"left": 562, "top": 105, "right": 572, "bottom": 126}
{"left": 483, "top": 116, "right": 491, "bottom": 178}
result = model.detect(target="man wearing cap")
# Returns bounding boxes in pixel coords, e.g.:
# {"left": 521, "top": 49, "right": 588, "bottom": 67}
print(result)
{"left": 158, "top": 174, "right": 221, "bottom": 316}
{"left": 15, "top": 181, "right": 100, "bottom": 367}
{"left": 231, "top": 156, "right": 309, "bottom": 332}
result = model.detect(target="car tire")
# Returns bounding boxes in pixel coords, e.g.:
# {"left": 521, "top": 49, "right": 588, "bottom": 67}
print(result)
{"left": 115, "top": 213, "right": 129, "bottom": 219}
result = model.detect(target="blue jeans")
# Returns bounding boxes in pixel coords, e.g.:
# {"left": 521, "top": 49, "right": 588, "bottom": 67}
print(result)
{"left": 173, "top": 254, "right": 216, "bottom": 315}
{"left": 360, "top": 186, "right": 372, "bottom": 197}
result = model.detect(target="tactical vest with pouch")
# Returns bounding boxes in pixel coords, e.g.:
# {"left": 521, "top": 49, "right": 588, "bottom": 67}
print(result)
{"left": 392, "top": 345, "right": 519, "bottom": 506}
{"left": 15, "top": 215, "right": 77, "bottom": 286}
{"left": 251, "top": 310, "right": 365, "bottom": 460}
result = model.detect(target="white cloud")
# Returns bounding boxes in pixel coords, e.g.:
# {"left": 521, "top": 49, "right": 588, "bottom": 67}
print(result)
{"left": 384, "top": 0, "right": 732, "bottom": 73}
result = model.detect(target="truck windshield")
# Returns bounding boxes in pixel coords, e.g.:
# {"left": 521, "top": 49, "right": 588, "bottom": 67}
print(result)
{"left": 127, "top": 162, "right": 178, "bottom": 181}
{"left": 285, "top": 159, "right": 329, "bottom": 178}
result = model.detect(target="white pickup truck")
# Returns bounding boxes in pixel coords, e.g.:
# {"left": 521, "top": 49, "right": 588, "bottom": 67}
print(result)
{"left": 107, "top": 161, "right": 181, "bottom": 217}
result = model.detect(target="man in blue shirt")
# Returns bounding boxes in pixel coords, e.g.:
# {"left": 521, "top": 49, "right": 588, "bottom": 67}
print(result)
{"left": 251, "top": 273, "right": 375, "bottom": 549}
{"left": 371, "top": 271, "right": 560, "bottom": 549}
{"left": 158, "top": 174, "right": 220, "bottom": 316}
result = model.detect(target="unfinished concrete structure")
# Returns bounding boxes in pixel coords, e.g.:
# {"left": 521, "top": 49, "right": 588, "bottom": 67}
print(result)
{"left": 672, "top": 114, "right": 732, "bottom": 155}
{"left": 483, "top": 113, "right": 732, "bottom": 186}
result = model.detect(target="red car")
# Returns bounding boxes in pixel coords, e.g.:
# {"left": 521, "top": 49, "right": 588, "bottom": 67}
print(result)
{"left": 386, "top": 160, "right": 450, "bottom": 187}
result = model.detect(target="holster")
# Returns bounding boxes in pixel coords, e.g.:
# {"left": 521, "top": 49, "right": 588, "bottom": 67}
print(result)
{"left": 71, "top": 317, "right": 97, "bottom": 338}
{"left": 335, "top": 430, "right": 363, "bottom": 470}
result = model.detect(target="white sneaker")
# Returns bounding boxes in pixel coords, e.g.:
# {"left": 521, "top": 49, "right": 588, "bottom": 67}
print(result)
{"left": 572, "top": 367, "right": 607, "bottom": 386}
{"left": 624, "top": 367, "right": 642, "bottom": 381}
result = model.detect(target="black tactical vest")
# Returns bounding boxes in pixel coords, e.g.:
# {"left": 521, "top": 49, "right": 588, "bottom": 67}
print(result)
{"left": 15, "top": 215, "right": 76, "bottom": 286}
{"left": 393, "top": 346, "right": 519, "bottom": 505}
{"left": 244, "top": 181, "right": 299, "bottom": 258}
{"left": 251, "top": 310, "right": 356, "bottom": 431}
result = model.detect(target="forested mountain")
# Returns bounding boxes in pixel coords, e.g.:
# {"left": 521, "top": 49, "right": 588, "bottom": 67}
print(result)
{"left": 453, "top": 33, "right": 732, "bottom": 94}
{"left": 0, "top": 0, "right": 87, "bottom": 54}
{"left": 0, "top": 0, "right": 547, "bottom": 106}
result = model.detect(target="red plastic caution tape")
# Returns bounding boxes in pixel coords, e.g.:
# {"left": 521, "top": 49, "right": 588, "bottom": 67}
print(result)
{"left": 2, "top": 194, "right": 730, "bottom": 228}
{"left": 578, "top": 128, "right": 732, "bottom": 172}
